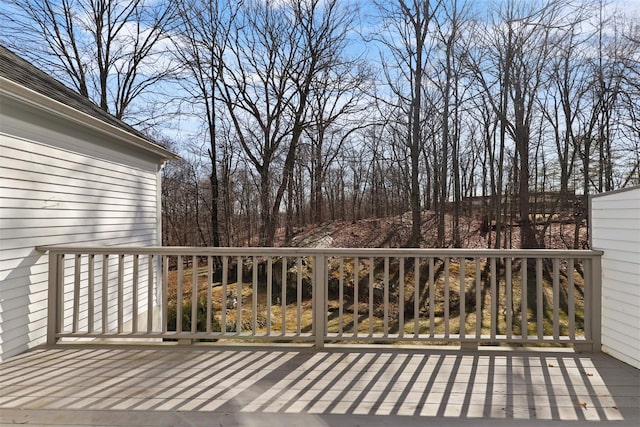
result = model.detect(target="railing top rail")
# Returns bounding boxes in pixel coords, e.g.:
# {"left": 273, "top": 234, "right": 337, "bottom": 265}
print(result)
{"left": 36, "top": 245, "right": 603, "bottom": 258}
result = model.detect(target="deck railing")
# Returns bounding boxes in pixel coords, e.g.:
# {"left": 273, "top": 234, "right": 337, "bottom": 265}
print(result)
{"left": 38, "top": 246, "right": 602, "bottom": 351}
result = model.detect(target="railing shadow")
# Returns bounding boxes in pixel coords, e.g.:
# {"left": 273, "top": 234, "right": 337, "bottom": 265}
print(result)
{"left": 1, "top": 346, "right": 636, "bottom": 424}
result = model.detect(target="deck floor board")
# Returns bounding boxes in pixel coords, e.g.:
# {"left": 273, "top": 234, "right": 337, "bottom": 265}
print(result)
{"left": 1, "top": 345, "right": 638, "bottom": 426}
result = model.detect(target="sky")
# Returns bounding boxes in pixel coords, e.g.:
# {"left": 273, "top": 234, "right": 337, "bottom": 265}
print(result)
{"left": 0, "top": 0, "right": 637, "bottom": 156}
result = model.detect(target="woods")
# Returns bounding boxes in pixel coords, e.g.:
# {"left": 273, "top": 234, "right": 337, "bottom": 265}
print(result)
{"left": 2, "top": 0, "right": 639, "bottom": 249}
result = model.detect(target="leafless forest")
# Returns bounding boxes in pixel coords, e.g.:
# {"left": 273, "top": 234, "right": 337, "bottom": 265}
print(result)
{"left": 2, "top": 0, "right": 639, "bottom": 249}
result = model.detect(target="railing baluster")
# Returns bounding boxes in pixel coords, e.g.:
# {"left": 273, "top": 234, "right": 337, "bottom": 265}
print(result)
{"left": 459, "top": 257, "right": 465, "bottom": 340}
{"left": 72, "top": 254, "right": 81, "bottom": 333}
{"left": 236, "top": 256, "right": 243, "bottom": 334}
{"left": 536, "top": 258, "right": 543, "bottom": 342}
{"left": 475, "top": 257, "right": 481, "bottom": 339}
{"left": 368, "top": 257, "right": 374, "bottom": 337}
{"left": 297, "top": 256, "right": 302, "bottom": 335}
{"left": 429, "top": 257, "right": 435, "bottom": 338}
{"left": 383, "top": 257, "right": 389, "bottom": 337}
{"left": 553, "top": 258, "right": 560, "bottom": 340}
{"left": 162, "top": 255, "right": 168, "bottom": 334}
{"left": 339, "top": 257, "right": 344, "bottom": 336}
{"left": 252, "top": 256, "right": 258, "bottom": 335}
{"left": 399, "top": 257, "right": 405, "bottom": 338}
{"left": 132, "top": 254, "right": 139, "bottom": 333}
{"left": 102, "top": 254, "right": 109, "bottom": 334}
{"left": 281, "top": 256, "right": 287, "bottom": 335}
{"left": 506, "top": 257, "right": 512, "bottom": 340}
{"left": 147, "top": 254, "right": 153, "bottom": 333}
{"left": 176, "top": 255, "right": 183, "bottom": 334}
{"left": 206, "top": 256, "right": 213, "bottom": 334}
{"left": 521, "top": 257, "right": 528, "bottom": 341}
{"left": 88, "top": 254, "right": 94, "bottom": 334}
{"left": 221, "top": 255, "right": 228, "bottom": 334}
{"left": 444, "top": 257, "right": 450, "bottom": 338}
{"left": 353, "top": 256, "right": 359, "bottom": 337}
{"left": 568, "top": 258, "right": 575, "bottom": 341}
{"left": 267, "top": 256, "right": 272, "bottom": 336}
{"left": 490, "top": 257, "right": 496, "bottom": 341}
{"left": 117, "top": 254, "right": 124, "bottom": 333}
{"left": 313, "top": 254, "right": 326, "bottom": 349}
{"left": 321, "top": 256, "right": 326, "bottom": 338}
{"left": 414, "top": 257, "right": 420, "bottom": 338}
{"left": 191, "top": 255, "right": 198, "bottom": 334}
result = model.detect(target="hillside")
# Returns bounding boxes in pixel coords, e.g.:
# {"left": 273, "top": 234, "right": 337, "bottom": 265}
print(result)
{"left": 281, "top": 210, "right": 586, "bottom": 249}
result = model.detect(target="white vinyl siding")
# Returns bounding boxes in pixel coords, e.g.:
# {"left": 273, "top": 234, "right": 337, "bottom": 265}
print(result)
{"left": 0, "top": 101, "right": 163, "bottom": 360}
{"left": 55, "top": 253, "right": 153, "bottom": 336}
{"left": 591, "top": 187, "right": 640, "bottom": 369}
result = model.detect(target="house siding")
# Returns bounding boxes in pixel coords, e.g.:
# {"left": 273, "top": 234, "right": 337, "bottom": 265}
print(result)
{"left": 590, "top": 186, "right": 640, "bottom": 369}
{"left": 0, "top": 91, "right": 164, "bottom": 360}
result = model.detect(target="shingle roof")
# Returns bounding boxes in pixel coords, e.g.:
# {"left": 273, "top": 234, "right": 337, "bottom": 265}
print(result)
{"left": 0, "top": 45, "right": 154, "bottom": 144}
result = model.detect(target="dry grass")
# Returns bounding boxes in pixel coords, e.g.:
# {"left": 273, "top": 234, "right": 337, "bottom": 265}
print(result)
{"left": 166, "top": 257, "right": 585, "bottom": 344}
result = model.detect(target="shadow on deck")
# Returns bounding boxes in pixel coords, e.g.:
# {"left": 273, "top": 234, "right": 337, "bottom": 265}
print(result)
{"left": 1, "top": 344, "right": 638, "bottom": 426}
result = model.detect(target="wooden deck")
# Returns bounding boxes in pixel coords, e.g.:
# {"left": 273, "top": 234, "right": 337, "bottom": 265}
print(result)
{"left": 1, "top": 345, "right": 638, "bottom": 426}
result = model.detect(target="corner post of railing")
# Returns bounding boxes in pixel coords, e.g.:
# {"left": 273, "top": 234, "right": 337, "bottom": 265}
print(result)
{"left": 589, "top": 252, "right": 602, "bottom": 352}
{"left": 313, "top": 253, "right": 326, "bottom": 349}
{"left": 575, "top": 252, "right": 602, "bottom": 353}
{"left": 47, "top": 250, "right": 64, "bottom": 346}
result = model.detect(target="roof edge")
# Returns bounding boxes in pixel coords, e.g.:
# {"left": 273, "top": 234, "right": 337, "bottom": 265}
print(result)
{"left": 590, "top": 185, "right": 640, "bottom": 199}
{"left": 0, "top": 76, "right": 180, "bottom": 162}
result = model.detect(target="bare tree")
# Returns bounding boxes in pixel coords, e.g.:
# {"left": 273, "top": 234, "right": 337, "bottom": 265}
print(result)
{"left": 535, "top": 5, "right": 596, "bottom": 248}
{"left": 432, "top": 0, "right": 473, "bottom": 247}
{"left": 305, "top": 64, "right": 372, "bottom": 226}
{"left": 374, "top": 0, "right": 441, "bottom": 247}
{"left": 172, "top": 0, "right": 241, "bottom": 247}
{"left": 1, "top": 0, "right": 177, "bottom": 124}
{"left": 467, "top": 0, "right": 565, "bottom": 249}
{"left": 217, "top": 0, "right": 361, "bottom": 246}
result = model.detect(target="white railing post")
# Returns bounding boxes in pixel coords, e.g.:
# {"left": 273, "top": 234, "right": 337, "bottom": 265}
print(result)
{"left": 47, "top": 252, "right": 63, "bottom": 346}
{"left": 591, "top": 254, "right": 602, "bottom": 351}
{"left": 314, "top": 254, "right": 326, "bottom": 349}
{"left": 573, "top": 254, "right": 602, "bottom": 353}
{"left": 591, "top": 255, "right": 602, "bottom": 351}
{"left": 576, "top": 255, "right": 602, "bottom": 353}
